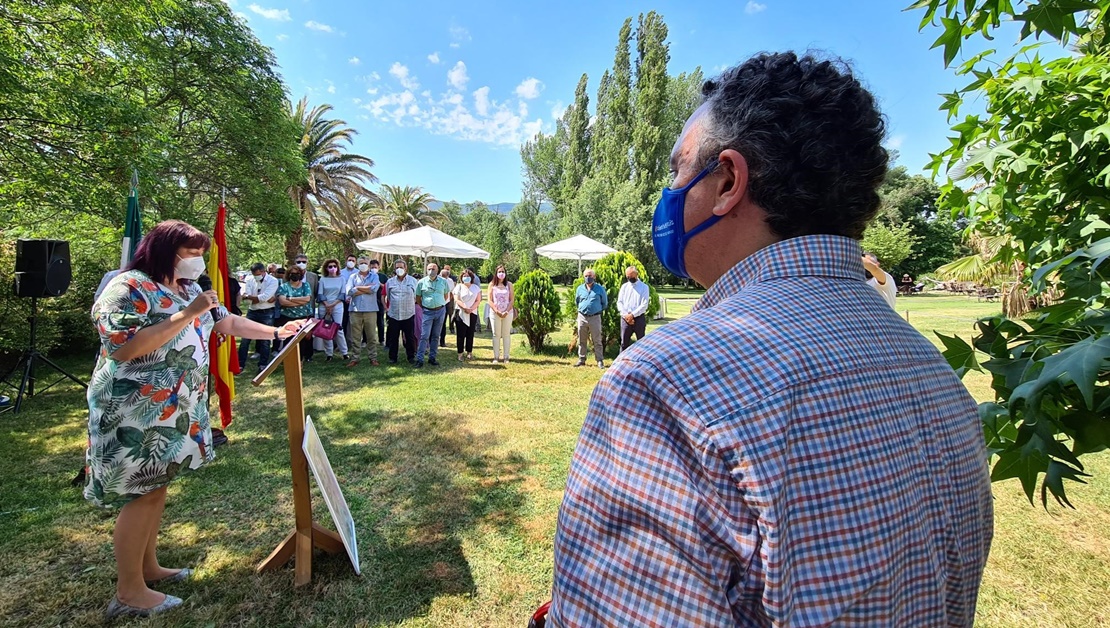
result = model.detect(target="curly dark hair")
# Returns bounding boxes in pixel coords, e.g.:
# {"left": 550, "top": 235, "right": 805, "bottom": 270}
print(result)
{"left": 698, "top": 52, "right": 888, "bottom": 239}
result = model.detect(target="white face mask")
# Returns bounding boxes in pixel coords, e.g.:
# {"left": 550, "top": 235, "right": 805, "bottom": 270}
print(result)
{"left": 462, "top": 276, "right": 472, "bottom": 284}
{"left": 395, "top": 268, "right": 405, "bottom": 277}
{"left": 358, "top": 263, "right": 369, "bottom": 272}
{"left": 346, "top": 260, "right": 356, "bottom": 269}
{"left": 296, "top": 261, "right": 307, "bottom": 269}
{"left": 497, "top": 272, "right": 506, "bottom": 280}
{"left": 176, "top": 255, "right": 206, "bottom": 280}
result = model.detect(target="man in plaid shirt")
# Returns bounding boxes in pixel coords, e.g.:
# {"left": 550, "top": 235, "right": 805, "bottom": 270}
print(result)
{"left": 550, "top": 52, "right": 994, "bottom": 626}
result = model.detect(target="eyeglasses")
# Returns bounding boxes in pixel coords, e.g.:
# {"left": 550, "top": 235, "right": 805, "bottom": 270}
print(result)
{"left": 326, "top": 265, "right": 338, "bottom": 269}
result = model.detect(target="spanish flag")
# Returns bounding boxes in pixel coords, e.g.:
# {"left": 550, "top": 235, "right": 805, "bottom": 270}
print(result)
{"left": 207, "top": 200, "right": 238, "bottom": 428}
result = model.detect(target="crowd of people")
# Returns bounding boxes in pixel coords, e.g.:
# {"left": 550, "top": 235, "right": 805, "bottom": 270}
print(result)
{"left": 233, "top": 254, "right": 653, "bottom": 375}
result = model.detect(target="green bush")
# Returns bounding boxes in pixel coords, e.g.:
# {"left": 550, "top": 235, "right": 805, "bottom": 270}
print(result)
{"left": 563, "top": 251, "right": 658, "bottom": 349}
{"left": 513, "top": 270, "right": 562, "bottom": 352}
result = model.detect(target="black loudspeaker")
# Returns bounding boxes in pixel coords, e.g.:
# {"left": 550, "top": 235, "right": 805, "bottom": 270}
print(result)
{"left": 14, "top": 239, "right": 71, "bottom": 298}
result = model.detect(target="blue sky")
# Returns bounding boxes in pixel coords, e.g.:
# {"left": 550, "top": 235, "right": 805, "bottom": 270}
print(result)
{"left": 227, "top": 0, "right": 1020, "bottom": 204}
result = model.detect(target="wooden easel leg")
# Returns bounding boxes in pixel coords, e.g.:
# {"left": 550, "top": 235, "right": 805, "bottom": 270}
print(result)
{"left": 312, "top": 522, "right": 344, "bottom": 554}
{"left": 257, "top": 531, "right": 296, "bottom": 573}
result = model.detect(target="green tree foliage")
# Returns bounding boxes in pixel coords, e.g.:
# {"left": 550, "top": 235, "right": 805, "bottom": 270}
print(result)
{"left": 508, "top": 196, "right": 556, "bottom": 274}
{"left": 860, "top": 222, "right": 919, "bottom": 269}
{"left": 368, "top": 185, "right": 442, "bottom": 237}
{"left": 632, "top": 11, "right": 671, "bottom": 198}
{"left": 520, "top": 119, "right": 567, "bottom": 209}
{"left": 288, "top": 97, "right": 377, "bottom": 260}
{"left": 0, "top": 0, "right": 304, "bottom": 353}
{"left": 521, "top": 13, "right": 703, "bottom": 284}
{"left": 564, "top": 251, "right": 658, "bottom": 349}
{"left": 875, "top": 166, "right": 964, "bottom": 278}
{"left": 561, "top": 74, "right": 592, "bottom": 204}
{"left": 512, "top": 270, "right": 562, "bottom": 352}
{"left": 594, "top": 18, "right": 633, "bottom": 185}
{"left": 0, "top": 1, "right": 303, "bottom": 229}
{"left": 913, "top": 0, "right": 1110, "bottom": 506}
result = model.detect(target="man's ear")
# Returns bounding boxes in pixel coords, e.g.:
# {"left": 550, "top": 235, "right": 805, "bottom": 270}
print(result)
{"left": 713, "top": 149, "right": 749, "bottom": 217}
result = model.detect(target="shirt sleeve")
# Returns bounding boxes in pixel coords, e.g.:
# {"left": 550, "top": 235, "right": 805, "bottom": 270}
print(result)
{"left": 633, "top": 284, "right": 651, "bottom": 317}
{"left": 599, "top": 285, "right": 609, "bottom": 309}
{"left": 258, "top": 276, "right": 279, "bottom": 302}
{"left": 551, "top": 359, "right": 743, "bottom": 626}
{"left": 93, "top": 276, "right": 152, "bottom": 357}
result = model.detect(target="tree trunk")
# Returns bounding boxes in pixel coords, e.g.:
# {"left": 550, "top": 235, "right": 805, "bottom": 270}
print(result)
{"left": 284, "top": 225, "right": 303, "bottom": 263}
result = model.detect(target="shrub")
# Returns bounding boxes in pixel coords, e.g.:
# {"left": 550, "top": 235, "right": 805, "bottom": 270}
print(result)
{"left": 512, "top": 270, "right": 562, "bottom": 352}
{"left": 563, "top": 251, "right": 658, "bottom": 350}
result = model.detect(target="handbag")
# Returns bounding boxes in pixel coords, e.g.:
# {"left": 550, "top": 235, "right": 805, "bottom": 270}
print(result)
{"left": 312, "top": 315, "right": 339, "bottom": 341}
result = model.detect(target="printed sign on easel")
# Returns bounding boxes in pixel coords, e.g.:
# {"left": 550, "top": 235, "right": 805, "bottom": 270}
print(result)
{"left": 303, "top": 415, "right": 360, "bottom": 575}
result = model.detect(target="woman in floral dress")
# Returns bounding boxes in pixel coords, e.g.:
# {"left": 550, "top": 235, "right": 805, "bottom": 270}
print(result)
{"left": 87, "top": 220, "right": 302, "bottom": 620}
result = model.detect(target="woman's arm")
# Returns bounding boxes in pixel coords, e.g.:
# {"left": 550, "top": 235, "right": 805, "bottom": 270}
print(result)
{"left": 112, "top": 291, "right": 212, "bottom": 362}
{"left": 214, "top": 314, "right": 300, "bottom": 340}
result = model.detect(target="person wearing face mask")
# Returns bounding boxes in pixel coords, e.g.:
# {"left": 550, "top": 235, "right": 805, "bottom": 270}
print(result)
{"left": 237, "top": 261, "right": 280, "bottom": 373}
{"left": 369, "top": 259, "right": 386, "bottom": 345}
{"left": 549, "top": 53, "right": 992, "bottom": 627}
{"left": 340, "top": 254, "right": 358, "bottom": 339}
{"left": 292, "top": 253, "right": 318, "bottom": 310}
{"left": 384, "top": 259, "right": 419, "bottom": 364}
{"left": 573, "top": 268, "right": 608, "bottom": 368}
{"left": 345, "top": 255, "right": 381, "bottom": 368}
{"left": 616, "top": 266, "right": 651, "bottom": 353}
{"left": 451, "top": 268, "right": 481, "bottom": 361}
{"left": 413, "top": 261, "right": 451, "bottom": 368}
{"left": 438, "top": 267, "right": 456, "bottom": 348}
{"left": 487, "top": 265, "right": 515, "bottom": 364}
{"left": 275, "top": 267, "right": 315, "bottom": 362}
{"left": 315, "top": 259, "right": 350, "bottom": 362}
{"left": 86, "top": 220, "right": 301, "bottom": 620}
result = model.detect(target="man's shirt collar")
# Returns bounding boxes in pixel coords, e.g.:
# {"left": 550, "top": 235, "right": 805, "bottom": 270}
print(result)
{"left": 695, "top": 235, "right": 865, "bottom": 312}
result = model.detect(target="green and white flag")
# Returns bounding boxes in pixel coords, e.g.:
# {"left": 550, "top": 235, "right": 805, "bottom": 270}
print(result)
{"left": 121, "top": 170, "right": 142, "bottom": 267}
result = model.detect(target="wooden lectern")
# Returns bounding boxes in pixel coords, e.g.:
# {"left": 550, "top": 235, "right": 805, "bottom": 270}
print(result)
{"left": 251, "top": 320, "right": 343, "bottom": 587}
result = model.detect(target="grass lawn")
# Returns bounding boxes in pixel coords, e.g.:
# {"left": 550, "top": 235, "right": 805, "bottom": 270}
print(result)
{"left": 0, "top": 292, "right": 1107, "bottom": 626}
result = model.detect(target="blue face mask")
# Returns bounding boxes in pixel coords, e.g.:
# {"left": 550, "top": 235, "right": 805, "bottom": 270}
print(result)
{"left": 652, "top": 161, "right": 721, "bottom": 279}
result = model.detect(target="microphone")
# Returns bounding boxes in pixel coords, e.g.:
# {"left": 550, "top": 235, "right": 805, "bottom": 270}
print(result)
{"left": 196, "top": 275, "right": 221, "bottom": 319}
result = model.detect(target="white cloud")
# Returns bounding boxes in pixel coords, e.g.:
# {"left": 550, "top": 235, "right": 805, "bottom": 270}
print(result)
{"left": 367, "top": 87, "right": 378, "bottom": 95}
{"left": 276, "top": 33, "right": 289, "bottom": 41}
{"left": 326, "top": 81, "right": 336, "bottom": 95}
{"left": 389, "top": 62, "right": 419, "bottom": 90}
{"left": 370, "top": 71, "right": 381, "bottom": 81}
{"left": 450, "top": 24, "right": 471, "bottom": 45}
{"left": 362, "top": 81, "right": 544, "bottom": 146}
{"left": 514, "top": 77, "right": 543, "bottom": 100}
{"left": 247, "top": 3, "right": 290, "bottom": 20}
{"left": 550, "top": 101, "right": 566, "bottom": 120}
{"left": 348, "top": 56, "right": 360, "bottom": 65}
{"left": 885, "top": 134, "right": 905, "bottom": 150}
{"left": 304, "top": 20, "right": 334, "bottom": 32}
{"left": 745, "top": 1, "right": 767, "bottom": 14}
{"left": 447, "top": 61, "right": 469, "bottom": 90}
{"left": 427, "top": 52, "right": 441, "bottom": 64}
{"left": 473, "top": 86, "right": 490, "bottom": 116}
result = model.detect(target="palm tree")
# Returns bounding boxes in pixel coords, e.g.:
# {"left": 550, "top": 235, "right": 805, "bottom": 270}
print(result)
{"left": 367, "top": 184, "right": 446, "bottom": 237}
{"left": 314, "top": 189, "right": 376, "bottom": 253}
{"left": 287, "top": 96, "right": 377, "bottom": 260}
{"left": 935, "top": 233, "right": 1032, "bottom": 317}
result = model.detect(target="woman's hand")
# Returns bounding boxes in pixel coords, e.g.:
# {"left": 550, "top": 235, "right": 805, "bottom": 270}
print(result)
{"left": 276, "top": 319, "right": 305, "bottom": 339}
{"left": 186, "top": 290, "right": 219, "bottom": 318}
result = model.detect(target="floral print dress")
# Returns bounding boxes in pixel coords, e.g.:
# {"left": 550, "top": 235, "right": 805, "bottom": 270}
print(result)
{"left": 84, "top": 270, "right": 226, "bottom": 508}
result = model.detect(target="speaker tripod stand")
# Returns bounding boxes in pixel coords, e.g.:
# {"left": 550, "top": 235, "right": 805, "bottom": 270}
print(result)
{"left": 1, "top": 297, "right": 87, "bottom": 414}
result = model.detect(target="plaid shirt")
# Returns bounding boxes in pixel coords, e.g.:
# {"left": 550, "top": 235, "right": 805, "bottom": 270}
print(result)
{"left": 551, "top": 235, "right": 993, "bottom": 627}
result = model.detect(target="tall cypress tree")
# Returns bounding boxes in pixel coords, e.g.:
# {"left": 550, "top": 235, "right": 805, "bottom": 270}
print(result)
{"left": 598, "top": 18, "right": 633, "bottom": 185}
{"left": 632, "top": 11, "right": 670, "bottom": 199}
{"left": 591, "top": 69, "right": 612, "bottom": 176}
{"left": 561, "top": 73, "right": 592, "bottom": 203}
